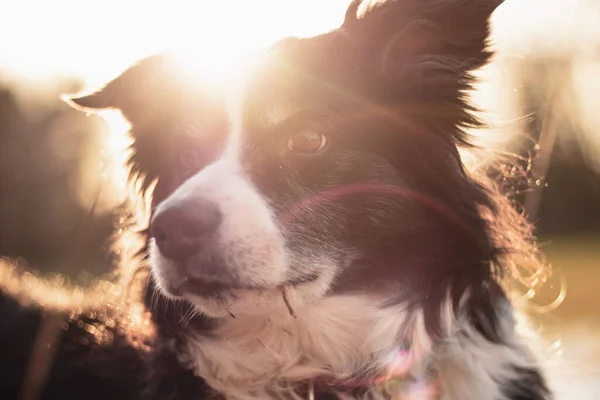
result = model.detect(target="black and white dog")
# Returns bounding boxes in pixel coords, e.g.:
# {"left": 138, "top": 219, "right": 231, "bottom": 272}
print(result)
{"left": 4, "top": 0, "right": 553, "bottom": 399}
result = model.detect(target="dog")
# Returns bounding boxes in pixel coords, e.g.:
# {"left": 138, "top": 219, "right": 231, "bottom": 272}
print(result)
{"left": 1, "top": 0, "right": 553, "bottom": 399}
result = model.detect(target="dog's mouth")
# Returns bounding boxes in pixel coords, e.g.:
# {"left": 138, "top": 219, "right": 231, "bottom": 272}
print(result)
{"left": 166, "top": 270, "right": 321, "bottom": 299}
{"left": 167, "top": 277, "right": 236, "bottom": 298}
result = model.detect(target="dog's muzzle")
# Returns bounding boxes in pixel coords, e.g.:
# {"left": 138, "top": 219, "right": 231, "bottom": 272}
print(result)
{"left": 150, "top": 196, "right": 235, "bottom": 293}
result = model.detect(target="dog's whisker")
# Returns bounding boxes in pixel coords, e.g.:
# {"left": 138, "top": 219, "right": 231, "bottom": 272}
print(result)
{"left": 281, "top": 286, "right": 297, "bottom": 319}
{"left": 185, "top": 309, "right": 200, "bottom": 327}
{"left": 178, "top": 306, "right": 198, "bottom": 327}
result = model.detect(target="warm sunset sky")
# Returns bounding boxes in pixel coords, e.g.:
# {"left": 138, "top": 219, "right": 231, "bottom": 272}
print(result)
{"left": 0, "top": 0, "right": 597, "bottom": 88}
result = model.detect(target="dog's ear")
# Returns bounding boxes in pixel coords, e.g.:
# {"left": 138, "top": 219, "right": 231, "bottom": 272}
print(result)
{"left": 68, "top": 89, "right": 113, "bottom": 110}
{"left": 342, "top": 0, "right": 504, "bottom": 142}
{"left": 67, "top": 54, "right": 229, "bottom": 200}
{"left": 67, "top": 54, "right": 180, "bottom": 122}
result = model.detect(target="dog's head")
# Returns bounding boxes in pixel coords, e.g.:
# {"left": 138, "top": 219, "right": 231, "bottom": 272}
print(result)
{"left": 71, "top": 0, "right": 506, "bottom": 327}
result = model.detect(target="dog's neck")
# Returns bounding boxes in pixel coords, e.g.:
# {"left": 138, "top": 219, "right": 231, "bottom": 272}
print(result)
{"left": 177, "top": 294, "right": 438, "bottom": 399}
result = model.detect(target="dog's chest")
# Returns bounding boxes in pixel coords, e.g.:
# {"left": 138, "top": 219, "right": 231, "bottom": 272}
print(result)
{"left": 177, "top": 295, "right": 413, "bottom": 399}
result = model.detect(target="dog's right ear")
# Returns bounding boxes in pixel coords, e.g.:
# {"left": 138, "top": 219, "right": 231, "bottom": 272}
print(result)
{"left": 68, "top": 90, "right": 112, "bottom": 110}
{"left": 66, "top": 54, "right": 229, "bottom": 200}
{"left": 66, "top": 54, "right": 175, "bottom": 120}
{"left": 67, "top": 80, "right": 120, "bottom": 110}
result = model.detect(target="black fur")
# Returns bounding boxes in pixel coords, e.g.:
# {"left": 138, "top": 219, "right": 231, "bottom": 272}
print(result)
{"left": 500, "top": 367, "right": 552, "bottom": 400}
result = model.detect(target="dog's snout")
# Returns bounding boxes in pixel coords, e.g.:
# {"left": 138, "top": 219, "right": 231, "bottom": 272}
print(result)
{"left": 151, "top": 198, "right": 222, "bottom": 262}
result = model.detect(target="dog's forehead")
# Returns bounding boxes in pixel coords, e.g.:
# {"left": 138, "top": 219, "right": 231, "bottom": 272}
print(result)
{"left": 240, "top": 32, "right": 357, "bottom": 132}
{"left": 241, "top": 56, "right": 308, "bottom": 132}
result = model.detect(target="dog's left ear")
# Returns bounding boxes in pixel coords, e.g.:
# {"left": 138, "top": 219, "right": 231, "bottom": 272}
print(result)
{"left": 342, "top": 0, "right": 504, "bottom": 136}
{"left": 343, "top": 0, "right": 504, "bottom": 74}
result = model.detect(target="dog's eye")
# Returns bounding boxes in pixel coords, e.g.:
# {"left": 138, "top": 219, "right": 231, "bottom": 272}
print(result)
{"left": 287, "top": 130, "right": 327, "bottom": 154}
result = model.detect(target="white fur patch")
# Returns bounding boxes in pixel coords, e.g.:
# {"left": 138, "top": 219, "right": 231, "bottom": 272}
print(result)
{"left": 180, "top": 294, "right": 413, "bottom": 400}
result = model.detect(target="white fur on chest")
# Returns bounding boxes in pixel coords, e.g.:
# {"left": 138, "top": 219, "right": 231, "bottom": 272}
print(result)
{"left": 180, "top": 295, "right": 411, "bottom": 399}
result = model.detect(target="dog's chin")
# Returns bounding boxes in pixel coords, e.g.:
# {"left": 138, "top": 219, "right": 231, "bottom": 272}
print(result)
{"left": 187, "top": 272, "right": 339, "bottom": 318}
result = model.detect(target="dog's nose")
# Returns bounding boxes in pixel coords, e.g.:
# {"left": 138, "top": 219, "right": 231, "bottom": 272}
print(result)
{"left": 150, "top": 198, "right": 222, "bottom": 262}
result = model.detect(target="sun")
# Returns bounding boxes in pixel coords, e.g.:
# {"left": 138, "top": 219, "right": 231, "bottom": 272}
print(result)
{"left": 0, "top": 0, "right": 349, "bottom": 87}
